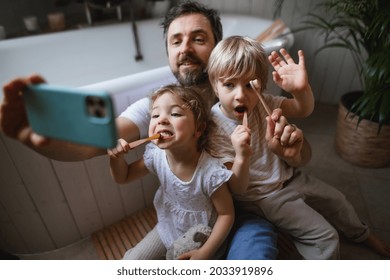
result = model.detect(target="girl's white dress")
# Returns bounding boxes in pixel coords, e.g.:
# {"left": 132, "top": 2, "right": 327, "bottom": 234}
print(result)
{"left": 144, "top": 143, "right": 233, "bottom": 248}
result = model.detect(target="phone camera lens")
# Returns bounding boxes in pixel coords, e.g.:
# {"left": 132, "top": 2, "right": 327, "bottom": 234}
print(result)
{"left": 86, "top": 96, "right": 107, "bottom": 118}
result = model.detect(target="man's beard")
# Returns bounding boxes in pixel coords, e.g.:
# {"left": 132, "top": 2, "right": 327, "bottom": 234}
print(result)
{"left": 174, "top": 53, "right": 209, "bottom": 86}
{"left": 175, "top": 67, "right": 209, "bottom": 86}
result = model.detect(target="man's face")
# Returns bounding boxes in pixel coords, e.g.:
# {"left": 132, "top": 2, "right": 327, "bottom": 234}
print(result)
{"left": 166, "top": 13, "right": 216, "bottom": 86}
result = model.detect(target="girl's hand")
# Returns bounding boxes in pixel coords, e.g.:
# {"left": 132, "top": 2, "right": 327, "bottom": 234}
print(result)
{"left": 107, "top": 138, "right": 130, "bottom": 158}
{"left": 177, "top": 248, "right": 209, "bottom": 260}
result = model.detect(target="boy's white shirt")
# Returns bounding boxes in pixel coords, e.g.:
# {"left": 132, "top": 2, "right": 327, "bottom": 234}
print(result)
{"left": 209, "top": 94, "right": 293, "bottom": 201}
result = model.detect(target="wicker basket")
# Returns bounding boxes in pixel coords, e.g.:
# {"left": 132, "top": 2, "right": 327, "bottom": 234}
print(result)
{"left": 335, "top": 92, "right": 390, "bottom": 168}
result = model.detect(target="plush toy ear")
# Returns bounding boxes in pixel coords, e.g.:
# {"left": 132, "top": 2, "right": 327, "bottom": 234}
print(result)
{"left": 193, "top": 232, "right": 209, "bottom": 244}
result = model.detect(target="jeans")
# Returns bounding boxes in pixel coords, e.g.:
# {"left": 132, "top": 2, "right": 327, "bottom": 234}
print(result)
{"left": 226, "top": 211, "right": 278, "bottom": 260}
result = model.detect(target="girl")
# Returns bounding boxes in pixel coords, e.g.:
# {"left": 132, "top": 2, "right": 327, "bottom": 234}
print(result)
{"left": 108, "top": 84, "right": 234, "bottom": 260}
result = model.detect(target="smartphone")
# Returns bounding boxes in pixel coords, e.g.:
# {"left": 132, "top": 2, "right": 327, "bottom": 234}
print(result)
{"left": 23, "top": 84, "right": 118, "bottom": 148}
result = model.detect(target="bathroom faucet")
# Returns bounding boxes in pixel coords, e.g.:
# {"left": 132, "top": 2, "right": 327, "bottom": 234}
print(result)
{"left": 128, "top": 0, "right": 143, "bottom": 61}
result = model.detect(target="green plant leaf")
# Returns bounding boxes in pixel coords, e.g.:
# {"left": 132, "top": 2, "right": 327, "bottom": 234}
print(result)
{"left": 275, "top": 0, "right": 390, "bottom": 133}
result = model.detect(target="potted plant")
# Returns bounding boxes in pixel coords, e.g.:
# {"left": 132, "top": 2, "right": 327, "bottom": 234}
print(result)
{"left": 275, "top": 0, "right": 390, "bottom": 167}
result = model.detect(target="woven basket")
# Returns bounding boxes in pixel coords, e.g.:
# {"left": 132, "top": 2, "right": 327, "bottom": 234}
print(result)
{"left": 335, "top": 92, "right": 390, "bottom": 168}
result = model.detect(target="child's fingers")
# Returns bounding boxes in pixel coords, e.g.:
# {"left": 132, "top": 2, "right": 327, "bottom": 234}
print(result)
{"left": 117, "top": 138, "right": 130, "bottom": 152}
{"left": 177, "top": 252, "right": 191, "bottom": 260}
{"left": 268, "top": 51, "right": 286, "bottom": 70}
{"left": 297, "top": 50, "right": 306, "bottom": 68}
{"left": 107, "top": 148, "right": 116, "bottom": 158}
{"left": 272, "top": 71, "right": 281, "bottom": 83}
{"left": 279, "top": 48, "right": 296, "bottom": 65}
{"left": 232, "top": 125, "right": 251, "bottom": 145}
{"left": 108, "top": 139, "right": 130, "bottom": 157}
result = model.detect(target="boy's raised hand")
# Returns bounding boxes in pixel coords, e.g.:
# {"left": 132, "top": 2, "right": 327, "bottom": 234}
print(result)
{"left": 231, "top": 124, "right": 252, "bottom": 160}
{"left": 268, "top": 48, "right": 308, "bottom": 94}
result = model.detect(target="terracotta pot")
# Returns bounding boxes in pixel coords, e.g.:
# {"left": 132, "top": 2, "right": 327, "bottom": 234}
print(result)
{"left": 335, "top": 91, "right": 390, "bottom": 168}
{"left": 48, "top": 12, "right": 66, "bottom": 31}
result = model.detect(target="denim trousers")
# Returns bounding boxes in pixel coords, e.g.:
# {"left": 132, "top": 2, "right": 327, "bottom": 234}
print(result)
{"left": 226, "top": 208, "right": 278, "bottom": 260}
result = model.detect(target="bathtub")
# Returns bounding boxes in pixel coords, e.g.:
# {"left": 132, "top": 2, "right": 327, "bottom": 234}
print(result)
{"left": 0, "top": 14, "right": 293, "bottom": 88}
{"left": 0, "top": 14, "right": 293, "bottom": 255}
{"left": 82, "top": 15, "right": 293, "bottom": 115}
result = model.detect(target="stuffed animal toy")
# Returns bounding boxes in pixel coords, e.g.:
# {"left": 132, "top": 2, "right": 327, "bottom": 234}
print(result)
{"left": 166, "top": 224, "right": 212, "bottom": 260}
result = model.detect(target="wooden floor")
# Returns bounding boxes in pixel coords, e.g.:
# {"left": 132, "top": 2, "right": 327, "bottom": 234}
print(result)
{"left": 91, "top": 207, "right": 300, "bottom": 260}
{"left": 91, "top": 207, "right": 157, "bottom": 260}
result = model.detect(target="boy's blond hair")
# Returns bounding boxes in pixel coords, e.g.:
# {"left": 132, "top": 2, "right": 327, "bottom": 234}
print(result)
{"left": 207, "top": 35, "right": 269, "bottom": 94}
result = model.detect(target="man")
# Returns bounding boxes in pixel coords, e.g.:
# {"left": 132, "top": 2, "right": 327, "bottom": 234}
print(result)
{"left": 0, "top": 1, "right": 278, "bottom": 259}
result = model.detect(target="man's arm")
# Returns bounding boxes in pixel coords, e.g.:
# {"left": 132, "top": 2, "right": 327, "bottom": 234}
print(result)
{"left": 0, "top": 75, "right": 141, "bottom": 161}
{"left": 25, "top": 117, "right": 141, "bottom": 161}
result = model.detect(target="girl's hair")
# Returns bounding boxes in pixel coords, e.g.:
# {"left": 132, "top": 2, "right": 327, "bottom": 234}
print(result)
{"left": 160, "top": 0, "right": 223, "bottom": 47}
{"left": 207, "top": 35, "right": 269, "bottom": 93}
{"left": 150, "top": 84, "right": 213, "bottom": 152}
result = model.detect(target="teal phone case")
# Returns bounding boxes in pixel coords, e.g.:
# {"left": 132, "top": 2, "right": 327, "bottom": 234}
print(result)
{"left": 23, "top": 84, "right": 118, "bottom": 148}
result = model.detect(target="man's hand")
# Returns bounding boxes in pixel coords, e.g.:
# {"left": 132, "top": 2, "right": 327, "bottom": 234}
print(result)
{"left": 266, "top": 108, "right": 304, "bottom": 166}
{"left": 0, "top": 75, "right": 48, "bottom": 146}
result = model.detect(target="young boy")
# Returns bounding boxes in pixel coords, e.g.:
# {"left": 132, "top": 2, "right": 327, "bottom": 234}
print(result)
{"left": 207, "top": 35, "right": 390, "bottom": 259}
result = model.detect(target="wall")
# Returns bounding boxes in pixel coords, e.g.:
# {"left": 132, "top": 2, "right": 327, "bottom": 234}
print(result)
{"left": 0, "top": 0, "right": 362, "bottom": 101}
{"left": 197, "top": 0, "right": 362, "bottom": 103}
{"left": 0, "top": 0, "right": 148, "bottom": 37}
{"left": 0, "top": 0, "right": 362, "bottom": 254}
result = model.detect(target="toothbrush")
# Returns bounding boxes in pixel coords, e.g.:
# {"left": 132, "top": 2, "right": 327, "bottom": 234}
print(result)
{"left": 128, "top": 133, "right": 161, "bottom": 149}
{"left": 249, "top": 80, "right": 272, "bottom": 117}
{"left": 249, "top": 80, "right": 294, "bottom": 128}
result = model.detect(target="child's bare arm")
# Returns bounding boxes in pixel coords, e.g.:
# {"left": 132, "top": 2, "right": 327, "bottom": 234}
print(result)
{"left": 269, "top": 49, "right": 314, "bottom": 118}
{"left": 178, "top": 183, "right": 234, "bottom": 260}
{"left": 228, "top": 125, "right": 252, "bottom": 194}
{"left": 108, "top": 138, "right": 149, "bottom": 184}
